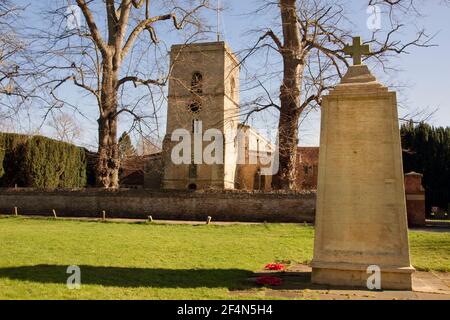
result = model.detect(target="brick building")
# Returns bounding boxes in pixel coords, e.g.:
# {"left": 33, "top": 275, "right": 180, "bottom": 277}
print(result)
{"left": 296, "top": 147, "right": 319, "bottom": 190}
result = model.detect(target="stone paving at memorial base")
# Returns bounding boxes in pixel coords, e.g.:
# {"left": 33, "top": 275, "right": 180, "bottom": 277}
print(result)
{"left": 237, "top": 264, "right": 450, "bottom": 300}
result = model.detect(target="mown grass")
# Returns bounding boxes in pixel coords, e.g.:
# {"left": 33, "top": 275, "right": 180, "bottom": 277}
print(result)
{"left": 0, "top": 217, "right": 448, "bottom": 299}
{"left": 409, "top": 230, "right": 450, "bottom": 272}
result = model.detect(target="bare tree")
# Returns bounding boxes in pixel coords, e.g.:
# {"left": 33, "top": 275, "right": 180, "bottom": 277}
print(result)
{"left": 241, "top": 0, "right": 434, "bottom": 190}
{"left": 48, "top": 112, "right": 82, "bottom": 144}
{"left": 0, "top": 1, "right": 23, "bottom": 94}
{"left": 136, "top": 134, "right": 161, "bottom": 156}
{"left": 36, "top": 0, "right": 209, "bottom": 188}
{"left": 369, "top": 0, "right": 450, "bottom": 8}
{"left": 0, "top": 0, "right": 32, "bottom": 120}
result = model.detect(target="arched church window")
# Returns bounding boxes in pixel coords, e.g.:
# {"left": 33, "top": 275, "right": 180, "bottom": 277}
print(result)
{"left": 192, "top": 119, "right": 201, "bottom": 133}
{"left": 191, "top": 72, "right": 203, "bottom": 95}
{"left": 230, "top": 77, "right": 236, "bottom": 100}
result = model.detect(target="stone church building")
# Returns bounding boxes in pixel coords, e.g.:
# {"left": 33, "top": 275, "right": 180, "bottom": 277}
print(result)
{"left": 139, "top": 41, "right": 318, "bottom": 191}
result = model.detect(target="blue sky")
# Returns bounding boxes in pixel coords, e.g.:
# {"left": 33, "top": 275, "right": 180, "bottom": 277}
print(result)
{"left": 9, "top": 0, "right": 450, "bottom": 148}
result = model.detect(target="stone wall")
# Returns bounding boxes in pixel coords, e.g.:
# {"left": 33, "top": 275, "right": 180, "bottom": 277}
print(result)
{"left": 0, "top": 189, "right": 316, "bottom": 223}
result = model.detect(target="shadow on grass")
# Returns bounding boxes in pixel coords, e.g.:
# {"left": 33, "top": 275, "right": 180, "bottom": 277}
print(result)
{"left": 0, "top": 265, "right": 369, "bottom": 293}
{"left": 0, "top": 265, "right": 255, "bottom": 289}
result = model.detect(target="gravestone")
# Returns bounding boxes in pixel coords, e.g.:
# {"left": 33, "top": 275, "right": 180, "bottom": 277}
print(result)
{"left": 311, "top": 37, "right": 414, "bottom": 290}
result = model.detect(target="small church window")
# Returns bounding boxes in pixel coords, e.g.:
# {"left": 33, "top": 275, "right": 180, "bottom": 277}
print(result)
{"left": 188, "top": 183, "right": 197, "bottom": 191}
{"left": 189, "top": 164, "right": 198, "bottom": 179}
{"left": 188, "top": 101, "right": 202, "bottom": 114}
{"left": 304, "top": 166, "right": 310, "bottom": 175}
{"left": 191, "top": 72, "right": 203, "bottom": 95}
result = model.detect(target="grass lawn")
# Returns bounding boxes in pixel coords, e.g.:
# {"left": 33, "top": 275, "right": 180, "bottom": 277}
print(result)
{"left": 0, "top": 217, "right": 448, "bottom": 300}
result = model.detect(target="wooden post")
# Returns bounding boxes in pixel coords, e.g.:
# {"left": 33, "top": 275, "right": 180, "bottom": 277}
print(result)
{"left": 206, "top": 216, "right": 212, "bottom": 225}
{"left": 52, "top": 209, "right": 57, "bottom": 219}
{"left": 102, "top": 211, "right": 106, "bottom": 222}
{"left": 13, "top": 207, "right": 18, "bottom": 216}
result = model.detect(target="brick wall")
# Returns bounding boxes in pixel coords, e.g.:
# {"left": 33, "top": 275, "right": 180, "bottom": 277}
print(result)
{"left": 0, "top": 189, "right": 315, "bottom": 223}
{"left": 404, "top": 172, "right": 426, "bottom": 227}
{"left": 296, "top": 147, "right": 319, "bottom": 190}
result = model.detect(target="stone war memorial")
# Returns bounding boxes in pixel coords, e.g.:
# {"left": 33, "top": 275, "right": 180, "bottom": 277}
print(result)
{"left": 312, "top": 37, "right": 414, "bottom": 290}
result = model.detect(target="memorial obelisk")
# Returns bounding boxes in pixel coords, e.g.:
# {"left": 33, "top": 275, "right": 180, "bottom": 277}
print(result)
{"left": 311, "top": 37, "right": 414, "bottom": 290}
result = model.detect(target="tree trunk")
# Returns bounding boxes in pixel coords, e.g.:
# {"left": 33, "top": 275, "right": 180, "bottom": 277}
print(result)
{"left": 96, "top": 60, "right": 120, "bottom": 188}
{"left": 97, "top": 113, "right": 119, "bottom": 188}
{"left": 273, "top": 0, "right": 304, "bottom": 190}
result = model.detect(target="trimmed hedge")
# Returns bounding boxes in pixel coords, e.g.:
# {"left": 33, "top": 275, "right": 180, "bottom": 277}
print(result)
{"left": 0, "top": 133, "right": 88, "bottom": 188}
{"left": 401, "top": 121, "right": 450, "bottom": 190}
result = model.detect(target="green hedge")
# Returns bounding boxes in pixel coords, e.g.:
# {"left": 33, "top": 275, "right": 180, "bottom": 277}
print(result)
{"left": 0, "top": 133, "right": 88, "bottom": 188}
{"left": 401, "top": 121, "right": 450, "bottom": 190}
{"left": 401, "top": 122, "right": 450, "bottom": 213}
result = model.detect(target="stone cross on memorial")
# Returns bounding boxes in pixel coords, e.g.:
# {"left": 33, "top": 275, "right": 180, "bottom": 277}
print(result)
{"left": 343, "top": 36, "right": 371, "bottom": 66}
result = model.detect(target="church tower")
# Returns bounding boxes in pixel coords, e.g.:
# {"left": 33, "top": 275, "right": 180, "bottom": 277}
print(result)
{"left": 162, "top": 42, "right": 240, "bottom": 190}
